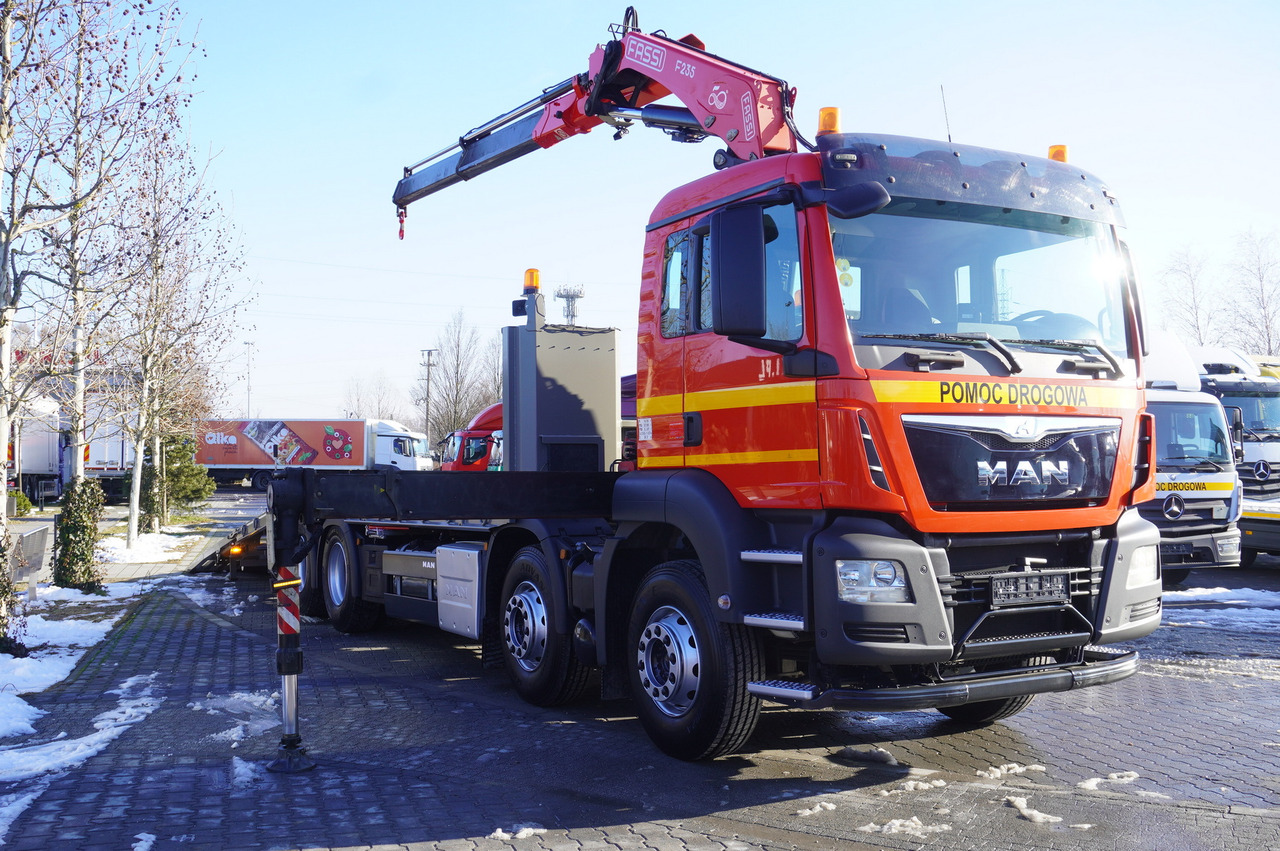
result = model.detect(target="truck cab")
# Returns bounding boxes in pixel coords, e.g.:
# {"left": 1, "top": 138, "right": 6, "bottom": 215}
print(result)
{"left": 439, "top": 404, "right": 501, "bottom": 471}
{"left": 1200, "top": 369, "right": 1280, "bottom": 564}
{"left": 1138, "top": 386, "right": 1242, "bottom": 584}
{"left": 371, "top": 421, "right": 434, "bottom": 472}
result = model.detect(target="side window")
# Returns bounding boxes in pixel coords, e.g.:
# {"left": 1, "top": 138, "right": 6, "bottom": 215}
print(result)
{"left": 763, "top": 205, "right": 803, "bottom": 342}
{"left": 662, "top": 231, "right": 689, "bottom": 338}
{"left": 692, "top": 204, "right": 803, "bottom": 338}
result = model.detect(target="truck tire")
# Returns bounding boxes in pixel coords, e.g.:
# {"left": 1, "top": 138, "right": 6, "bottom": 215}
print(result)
{"left": 935, "top": 656, "right": 1053, "bottom": 725}
{"left": 500, "top": 546, "right": 589, "bottom": 706}
{"left": 251, "top": 471, "right": 273, "bottom": 492}
{"left": 1161, "top": 566, "right": 1191, "bottom": 587}
{"left": 1241, "top": 548, "right": 1259, "bottom": 568}
{"left": 627, "top": 560, "right": 762, "bottom": 760}
{"left": 321, "top": 526, "right": 384, "bottom": 633}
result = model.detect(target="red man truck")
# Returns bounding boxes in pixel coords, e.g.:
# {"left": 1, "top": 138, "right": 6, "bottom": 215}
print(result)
{"left": 267, "top": 8, "right": 1162, "bottom": 760}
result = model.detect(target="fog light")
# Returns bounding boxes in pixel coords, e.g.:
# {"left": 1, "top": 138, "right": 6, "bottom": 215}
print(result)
{"left": 1127, "top": 545, "right": 1160, "bottom": 589}
{"left": 1217, "top": 536, "right": 1241, "bottom": 557}
{"left": 836, "top": 559, "right": 910, "bottom": 603}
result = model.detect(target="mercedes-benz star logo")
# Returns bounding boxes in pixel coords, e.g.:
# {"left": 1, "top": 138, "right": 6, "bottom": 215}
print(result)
{"left": 1255, "top": 460, "right": 1272, "bottom": 481}
{"left": 1162, "top": 494, "right": 1186, "bottom": 521}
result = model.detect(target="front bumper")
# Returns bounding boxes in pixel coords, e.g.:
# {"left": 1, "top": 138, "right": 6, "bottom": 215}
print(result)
{"left": 1241, "top": 499, "right": 1280, "bottom": 552}
{"left": 748, "top": 647, "right": 1139, "bottom": 710}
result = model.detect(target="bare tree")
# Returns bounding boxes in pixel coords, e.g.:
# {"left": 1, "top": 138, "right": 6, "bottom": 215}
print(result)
{"left": 343, "top": 372, "right": 406, "bottom": 422}
{"left": 0, "top": 0, "right": 192, "bottom": 529}
{"left": 1226, "top": 231, "right": 1280, "bottom": 356}
{"left": 1160, "top": 248, "right": 1224, "bottom": 346}
{"left": 106, "top": 132, "right": 240, "bottom": 544}
{"left": 420, "top": 311, "right": 501, "bottom": 442}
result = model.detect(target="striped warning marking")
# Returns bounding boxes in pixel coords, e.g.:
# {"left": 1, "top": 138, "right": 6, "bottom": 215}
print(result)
{"left": 276, "top": 564, "right": 301, "bottom": 636}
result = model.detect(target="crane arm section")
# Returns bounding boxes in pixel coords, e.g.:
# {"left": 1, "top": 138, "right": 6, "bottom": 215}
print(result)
{"left": 393, "top": 8, "right": 802, "bottom": 214}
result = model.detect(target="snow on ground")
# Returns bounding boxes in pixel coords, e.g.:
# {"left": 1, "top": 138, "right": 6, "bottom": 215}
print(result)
{"left": 96, "top": 533, "right": 194, "bottom": 564}
{"left": 0, "top": 580, "right": 165, "bottom": 842}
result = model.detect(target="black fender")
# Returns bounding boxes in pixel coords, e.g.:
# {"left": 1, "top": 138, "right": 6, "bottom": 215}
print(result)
{"left": 603, "top": 468, "right": 771, "bottom": 626}
{"left": 489, "top": 517, "right": 609, "bottom": 635}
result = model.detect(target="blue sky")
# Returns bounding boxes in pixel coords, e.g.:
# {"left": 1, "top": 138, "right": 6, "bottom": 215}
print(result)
{"left": 183, "top": 0, "right": 1279, "bottom": 419}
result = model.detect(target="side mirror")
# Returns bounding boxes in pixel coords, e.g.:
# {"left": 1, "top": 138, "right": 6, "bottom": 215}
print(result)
{"left": 709, "top": 204, "right": 767, "bottom": 338}
{"left": 798, "top": 181, "right": 891, "bottom": 220}
{"left": 1225, "top": 405, "right": 1245, "bottom": 462}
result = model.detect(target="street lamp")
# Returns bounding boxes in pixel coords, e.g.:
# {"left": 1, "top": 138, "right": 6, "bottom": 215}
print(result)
{"left": 244, "top": 342, "right": 254, "bottom": 418}
{"left": 420, "top": 348, "right": 436, "bottom": 444}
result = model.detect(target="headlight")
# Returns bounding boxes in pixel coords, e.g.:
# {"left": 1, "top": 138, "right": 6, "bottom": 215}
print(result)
{"left": 1127, "top": 545, "right": 1160, "bottom": 589}
{"left": 836, "top": 559, "right": 911, "bottom": 603}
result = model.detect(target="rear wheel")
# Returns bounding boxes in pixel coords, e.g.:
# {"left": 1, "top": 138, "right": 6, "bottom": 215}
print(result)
{"left": 936, "top": 656, "right": 1053, "bottom": 724}
{"left": 500, "top": 546, "right": 589, "bottom": 705}
{"left": 321, "top": 526, "right": 383, "bottom": 633}
{"left": 627, "top": 560, "right": 762, "bottom": 760}
{"left": 251, "top": 470, "right": 272, "bottom": 491}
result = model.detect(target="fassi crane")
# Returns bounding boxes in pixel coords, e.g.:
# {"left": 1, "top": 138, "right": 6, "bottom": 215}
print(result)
{"left": 393, "top": 6, "right": 807, "bottom": 235}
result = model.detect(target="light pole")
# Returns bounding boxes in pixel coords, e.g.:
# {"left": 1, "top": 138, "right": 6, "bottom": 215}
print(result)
{"left": 244, "top": 342, "right": 254, "bottom": 418}
{"left": 419, "top": 348, "right": 437, "bottom": 444}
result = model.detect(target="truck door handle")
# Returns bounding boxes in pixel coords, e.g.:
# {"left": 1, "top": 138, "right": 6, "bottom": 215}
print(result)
{"left": 683, "top": 412, "right": 703, "bottom": 447}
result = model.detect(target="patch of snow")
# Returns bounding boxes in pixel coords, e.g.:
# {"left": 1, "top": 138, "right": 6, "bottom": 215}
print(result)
{"left": 231, "top": 756, "right": 268, "bottom": 788}
{"left": 1077, "top": 770, "right": 1139, "bottom": 791}
{"left": 977, "top": 762, "right": 1046, "bottom": 780}
{"left": 0, "top": 673, "right": 163, "bottom": 783}
{"left": 1004, "top": 795, "right": 1062, "bottom": 824}
{"left": 839, "top": 745, "right": 898, "bottom": 765}
{"left": 796, "top": 801, "right": 836, "bottom": 816}
{"left": 97, "top": 533, "right": 191, "bottom": 564}
{"left": 878, "top": 778, "right": 947, "bottom": 796}
{"left": 857, "top": 816, "right": 951, "bottom": 838}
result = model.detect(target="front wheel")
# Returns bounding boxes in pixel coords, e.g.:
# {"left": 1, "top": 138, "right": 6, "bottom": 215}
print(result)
{"left": 500, "top": 546, "right": 589, "bottom": 706}
{"left": 1161, "top": 566, "right": 1191, "bottom": 587}
{"left": 1241, "top": 548, "right": 1259, "bottom": 568}
{"left": 627, "top": 560, "right": 762, "bottom": 760}
{"left": 321, "top": 526, "right": 383, "bottom": 633}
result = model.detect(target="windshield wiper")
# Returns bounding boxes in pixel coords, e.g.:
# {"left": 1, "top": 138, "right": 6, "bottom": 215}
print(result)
{"left": 1006, "top": 338, "right": 1124, "bottom": 378}
{"left": 1172, "top": 455, "right": 1227, "bottom": 472}
{"left": 860, "top": 332, "right": 1022, "bottom": 374}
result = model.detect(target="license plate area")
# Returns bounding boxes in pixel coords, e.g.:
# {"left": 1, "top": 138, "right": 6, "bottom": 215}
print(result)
{"left": 1159, "top": 542, "right": 1194, "bottom": 555}
{"left": 989, "top": 571, "right": 1070, "bottom": 607}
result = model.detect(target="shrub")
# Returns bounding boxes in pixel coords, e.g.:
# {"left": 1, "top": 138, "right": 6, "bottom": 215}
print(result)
{"left": 7, "top": 490, "right": 31, "bottom": 517}
{"left": 142, "top": 436, "right": 215, "bottom": 529}
{"left": 53, "top": 478, "right": 105, "bottom": 593}
{"left": 0, "top": 528, "right": 29, "bottom": 657}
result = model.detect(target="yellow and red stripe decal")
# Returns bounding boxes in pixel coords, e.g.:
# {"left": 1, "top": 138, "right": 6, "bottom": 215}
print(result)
{"left": 636, "top": 380, "right": 816, "bottom": 418}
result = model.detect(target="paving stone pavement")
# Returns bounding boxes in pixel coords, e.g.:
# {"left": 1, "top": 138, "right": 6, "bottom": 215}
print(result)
{"left": 5, "top": 496, "right": 1280, "bottom": 849}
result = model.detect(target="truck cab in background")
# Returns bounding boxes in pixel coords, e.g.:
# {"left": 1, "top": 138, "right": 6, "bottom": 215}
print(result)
{"left": 1139, "top": 385, "right": 1242, "bottom": 584}
{"left": 1197, "top": 352, "right": 1280, "bottom": 565}
{"left": 439, "top": 404, "right": 502, "bottom": 471}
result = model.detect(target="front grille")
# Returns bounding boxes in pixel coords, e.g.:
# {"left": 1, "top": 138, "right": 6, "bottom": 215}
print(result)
{"left": 902, "top": 415, "right": 1119, "bottom": 510}
{"left": 967, "top": 432, "right": 1066, "bottom": 452}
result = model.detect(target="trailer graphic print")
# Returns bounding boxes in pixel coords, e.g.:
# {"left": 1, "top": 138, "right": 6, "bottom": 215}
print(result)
{"left": 201, "top": 420, "right": 367, "bottom": 468}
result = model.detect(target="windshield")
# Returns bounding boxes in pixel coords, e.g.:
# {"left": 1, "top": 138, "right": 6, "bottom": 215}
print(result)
{"left": 833, "top": 199, "right": 1131, "bottom": 359}
{"left": 1219, "top": 393, "right": 1280, "bottom": 433}
{"left": 441, "top": 434, "right": 461, "bottom": 463}
{"left": 411, "top": 437, "right": 431, "bottom": 458}
{"left": 1150, "top": 401, "right": 1231, "bottom": 466}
